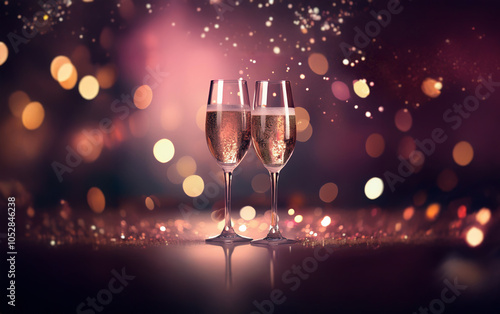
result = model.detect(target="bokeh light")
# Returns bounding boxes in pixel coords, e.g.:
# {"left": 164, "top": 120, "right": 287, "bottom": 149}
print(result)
{"left": 87, "top": 187, "right": 105, "bottom": 213}
{"left": 239, "top": 225, "right": 247, "bottom": 232}
{"left": 251, "top": 173, "right": 270, "bottom": 193}
{"left": 50, "top": 55, "right": 72, "bottom": 80}
{"left": 308, "top": 52, "right": 328, "bottom": 75}
{"left": 321, "top": 216, "right": 331, "bottom": 227}
{"left": 452, "top": 141, "right": 474, "bottom": 166}
{"left": 133, "top": 85, "right": 153, "bottom": 109}
{"left": 288, "top": 208, "right": 295, "bottom": 215}
{"left": 465, "top": 227, "right": 484, "bottom": 247}
{"left": 476, "top": 208, "right": 491, "bottom": 225}
{"left": 295, "top": 107, "right": 310, "bottom": 132}
{"left": 421, "top": 78, "right": 442, "bottom": 98}
{"left": 59, "top": 63, "right": 78, "bottom": 90}
{"left": 153, "top": 138, "right": 175, "bottom": 163}
{"left": 240, "top": 206, "right": 256, "bottom": 220}
{"left": 319, "top": 182, "right": 338, "bottom": 203}
{"left": 22, "top": 101, "right": 45, "bottom": 130}
{"left": 294, "top": 215, "right": 303, "bottom": 223}
{"left": 297, "top": 124, "right": 313, "bottom": 142}
{"left": 145, "top": 196, "right": 155, "bottom": 210}
{"left": 364, "top": 177, "right": 384, "bottom": 200}
{"left": 78, "top": 75, "right": 100, "bottom": 100}
{"left": 182, "top": 175, "right": 204, "bottom": 197}
{"left": 365, "top": 133, "right": 385, "bottom": 158}
{"left": 426, "top": 203, "right": 440, "bottom": 221}
{"left": 353, "top": 79, "right": 370, "bottom": 98}
{"left": 437, "top": 168, "right": 458, "bottom": 192}
{"left": 176, "top": 156, "right": 197, "bottom": 177}
{"left": 331, "top": 81, "right": 350, "bottom": 101}
{"left": 0, "top": 41, "right": 8, "bottom": 66}
{"left": 395, "top": 109, "right": 412, "bottom": 132}
{"left": 96, "top": 64, "right": 117, "bottom": 89}
{"left": 457, "top": 205, "right": 467, "bottom": 219}
{"left": 403, "top": 206, "right": 414, "bottom": 221}
{"left": 8, "top": 90, "right": 30, "bottom": 118}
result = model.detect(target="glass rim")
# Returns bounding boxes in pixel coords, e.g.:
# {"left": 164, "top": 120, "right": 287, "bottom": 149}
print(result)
{"left": 254, "top": 80, "right": 291, "bottom": 84}
{"left": 210, "top": 79, "right": 248, "bottom": 83}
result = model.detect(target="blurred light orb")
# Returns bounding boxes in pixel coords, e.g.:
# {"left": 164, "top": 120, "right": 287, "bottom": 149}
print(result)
{"left": 395, "top": 109, "right": 412, "bottom": 132}
{"left": 421, "top": 78, "right": 442, "bottom": 98}
{"left": 319, "top": 182, "right": 338, "bottom": 203}
{"left": 87, "top": 187, "right": 105, "bottom": 213}
{"left": 50, "top": 55, "right": 71, "bottom": 80}
{"left": 145, "top": 196, "right": 155, "bottom": 210}
{"left": 288, "top": 208, "right": 295, "bottom": 215}
{"left": 397, "top": 135, "right": 416, "bottom": 160}
{"left": 426, "top": 203, "right": 440, "bottom": 221}
{"left": 297, "top": 123, "right": 313, "bottom": 142}
{"left": 476, "top": 208, "right": 491, "bottom": 225}
{"left": 308, "top": 52, "right": 329, "bottom": 75}
{"left": 176, "top": 156, "right": 197, "bottom": 177}
{"left": 128, "top": 111, "right": 150, "bottom": 138}
{"left": 321, "top": 216, "right": 331, "bottom": 227}
{"left": 72, "top": 130, "right": 103, "bottom": 163}
{"left": 294, "top": 215, "right": 303, "bottom": 223}
{"left": 182, "top": 175, "right": 204, "bottom": 197}
{"left": 78, "top": 75, "right": 100, "bottom": 100}
{"left": 153, "top": 139, "right": 175, "bottom": 163}
{"left": 353, "top": 79, "right": 370, "bottom": 98}
{"left": 239, "top": 225, "right": 247, "bottom": 232}
{"left": 295, "top": 107, "right": 310, "bottom": 132}
{"left": 409, "top": 150, "right": 425, "bottom": 166}
{"left": 133, "top": 85, "right": 153, "bottom": 109}
{"left": 452, "top": 141, "right": 474, "bottom": 166}
{"left": 364, "top": 177, "right": 384, "bottom": 200}
{"left": 457, "top": 205, "right": 467, "bottom": 219}
{"left": 403, "top": 206, "right": 414, "bottom": 221}
{"left": 437, "top": 168, "right": 458, "bottom": 192}
{"left": 57, "top": 62, "right": 74, "bottom": 82}
{"left": 195, "top": 105, "right": 206, "bottom": 131}
{"left": 160, "top": 225, "right": 166, "bottom": 232}
{"left": 96, "top": 64, "right": 117, "bottom": 89}
{"left": 365, "top": 133, "right": 385, "bottom": 158}
{"left": 9, "top": 90, "right": 30, "bottom": 118}
{"left": 59, "top": 64, "right": 78, "bottom": 90}
{"left": 331, "top": 81, "right": 350, "bottom": 101}
{"left": 240, "top": 206, "right": 256, "bottom": 221}
{"left": 22, "top": 101, "right": 45, "bottom": 130}
{"left": 0, "top": 41, "right": 8, "bottom": 66}
{"left": 465, "top": 227, "right": 484, "bottom": 247}
{"left": 251, "top": 173, "right": 270, "bottom": 193}
{"left": 273, "top": 46, "right": 280, "bottom": 54}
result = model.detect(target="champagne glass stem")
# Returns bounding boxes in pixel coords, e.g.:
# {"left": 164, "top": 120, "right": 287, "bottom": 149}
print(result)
{"left": 269, "top": 171, "right": 280, "bottom": 235}
{"left": 224, "top": 170, "right": 233, "bottom": 232}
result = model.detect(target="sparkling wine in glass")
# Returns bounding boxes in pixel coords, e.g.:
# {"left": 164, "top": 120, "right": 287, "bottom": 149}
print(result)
{"left": 205, "top": 79, "right": 252, "bottom": 243}
{"left": 251, "top": 80, "right": 297, "bottom": 245}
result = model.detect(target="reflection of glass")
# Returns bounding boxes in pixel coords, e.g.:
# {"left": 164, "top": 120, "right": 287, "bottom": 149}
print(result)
{"left": 205, "top": 80, "right": 252, "bottom": 243}
{"left": 251, "top": 80, "right": 297, "bottom": 245}
{"left": 206, "top": 242, "right": 248, "bottom": 290}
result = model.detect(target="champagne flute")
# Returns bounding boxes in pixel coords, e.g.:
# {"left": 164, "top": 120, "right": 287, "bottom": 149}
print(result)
{"left": 251, "top": 80, "right": 297, "bottom": 245}
{"left": 205, "top": 79, "right": 252, "bottom": 243}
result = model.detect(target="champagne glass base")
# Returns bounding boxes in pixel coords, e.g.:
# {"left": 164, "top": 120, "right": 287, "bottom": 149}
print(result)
{"left": 206, "top": 230, "right": 252, "bottom": 244}
{"left": 251, "top": 237, "right": 297, "bottom": 246}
